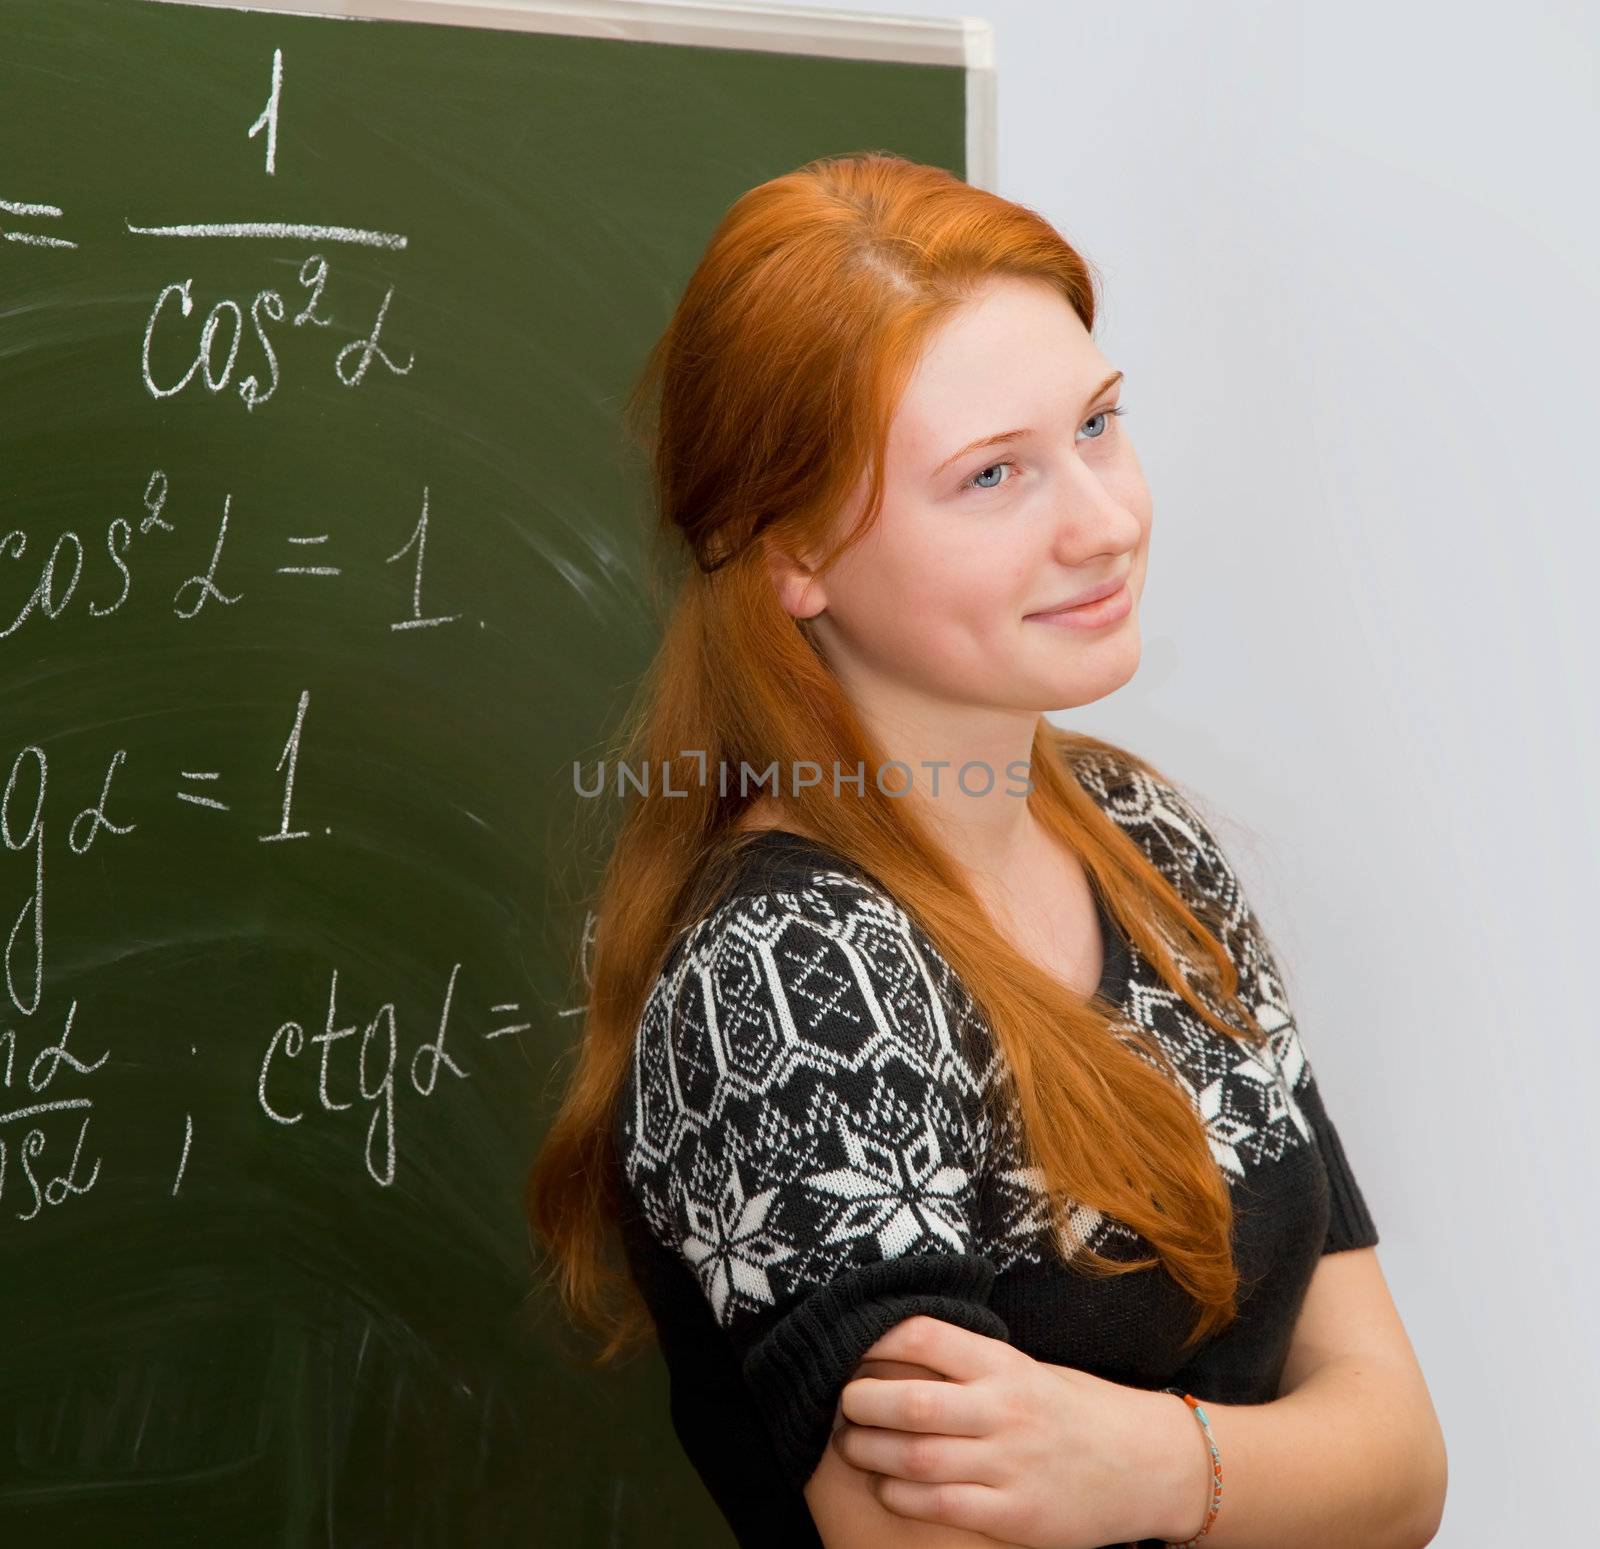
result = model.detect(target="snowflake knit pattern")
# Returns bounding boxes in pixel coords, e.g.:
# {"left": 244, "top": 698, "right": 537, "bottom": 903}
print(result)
{"left": 612, "top": 752, "right": 1378, "bottom": 1548}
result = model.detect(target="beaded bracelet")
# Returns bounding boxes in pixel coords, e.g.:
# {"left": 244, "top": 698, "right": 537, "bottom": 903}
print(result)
{"left": 1160, "top": 1387, "right": 1223, "bottom": 1546}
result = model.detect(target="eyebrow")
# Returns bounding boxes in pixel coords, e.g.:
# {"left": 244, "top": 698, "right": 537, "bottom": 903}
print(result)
{"left": 930, "top": 369, "right": 1125, "bottom": 479}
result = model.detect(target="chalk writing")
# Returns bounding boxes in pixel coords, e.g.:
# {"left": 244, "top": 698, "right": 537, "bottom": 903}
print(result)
{"left": 0, "top": 195, "right": 78, "bottom": 249}
{"left": 0, "top": 999, "right": 108, "bottom": 1221}
{"left": 248, "top": 48, "right": 284, "bottom": 176}
{"left": 141, "top": 258, "right": 412, "bottom": 410}
{"left": 1, "top": 469, "right": 468, "bottom": 639}
{"left": 1, "top": 43, "right": 520, "bottom": 1235}
{"left": 257, "top": 961, "right": 531, "bottom": 1188}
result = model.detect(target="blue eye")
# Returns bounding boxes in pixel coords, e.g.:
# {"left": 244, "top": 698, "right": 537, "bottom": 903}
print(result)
{"left": 1080, "top": 403, "right": 1128, "bottom": 441}
{"left": 963, "top": 404, "right": 1129, "bottom": 492}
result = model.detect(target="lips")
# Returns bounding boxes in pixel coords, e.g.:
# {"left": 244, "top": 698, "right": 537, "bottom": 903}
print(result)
{"left": 1026, "top": 576, "right": 1126, "bottom": 616}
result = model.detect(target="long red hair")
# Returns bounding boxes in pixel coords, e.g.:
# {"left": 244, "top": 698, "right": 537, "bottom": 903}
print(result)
{"left": 526, "top": 151, "right": 1273, "bottom": 1365}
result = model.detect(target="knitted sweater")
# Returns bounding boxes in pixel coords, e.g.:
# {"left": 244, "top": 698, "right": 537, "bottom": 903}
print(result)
{"left": 611, "top": 752, "right": 1379, "bottom": 1549}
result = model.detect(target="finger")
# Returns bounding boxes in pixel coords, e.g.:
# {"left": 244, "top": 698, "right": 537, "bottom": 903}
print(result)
{"left": 866, "top": 1473, "right": 1013, "bottom": 1539}
{"left": 849, "top": 1357, "right": 946, "bottom": 1384}
{"left": 834, "top": 1420, "right": 994, "bottom": 1485}
{"left": 858, "top": 1313, "right": 1007, "bottom": 1383}
{"left": 839, "top": 1373, "right": 986, "bottom": 1436}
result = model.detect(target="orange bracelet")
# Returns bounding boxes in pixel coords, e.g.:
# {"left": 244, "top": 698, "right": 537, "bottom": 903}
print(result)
{"left": 1160, "top": 1388, "right": 1223, "bottom": 1545}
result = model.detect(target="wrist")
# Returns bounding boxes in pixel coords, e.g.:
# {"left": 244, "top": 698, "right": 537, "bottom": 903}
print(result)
{"left": 1142, "top": 1387, "right": 1212, "bottom": 1543}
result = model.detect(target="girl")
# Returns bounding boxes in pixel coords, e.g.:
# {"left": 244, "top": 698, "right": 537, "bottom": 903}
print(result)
{"left": 527, "top": 151, "right": 1440, "bottom": 1549}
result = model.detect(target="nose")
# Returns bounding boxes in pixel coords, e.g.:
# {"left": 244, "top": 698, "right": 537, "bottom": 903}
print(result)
{"left": 1048, "top": 478, "right": 1141, "bottom": 565}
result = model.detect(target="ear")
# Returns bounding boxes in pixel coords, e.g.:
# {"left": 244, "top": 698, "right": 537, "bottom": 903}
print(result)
{"left": 760, "top": 531, "right": 828, "bottom": 623}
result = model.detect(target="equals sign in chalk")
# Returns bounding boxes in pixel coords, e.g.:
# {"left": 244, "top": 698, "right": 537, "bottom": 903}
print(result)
{"left": 278, "top": 534, "right": 341, "bottom": 577}
{"left": 484, "top": 1003, "right": 533, "bottom": 1039}
{"left": 1, "top": 197, "right": 79, "bottom": 249}
{"left": 176, "top": 771, "right": 229, "bottom": 811}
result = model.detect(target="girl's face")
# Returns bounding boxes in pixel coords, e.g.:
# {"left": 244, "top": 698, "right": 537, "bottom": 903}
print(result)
{"left": 776, "top": 275, "right": 1152, "bottom": 721}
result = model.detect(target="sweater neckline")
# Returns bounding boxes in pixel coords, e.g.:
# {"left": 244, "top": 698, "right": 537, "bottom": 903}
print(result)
{"left": 733, "top": 827, "right": 1132, "bottom": 1010}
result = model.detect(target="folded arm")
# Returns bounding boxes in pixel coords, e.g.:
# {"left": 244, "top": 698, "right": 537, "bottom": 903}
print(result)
{"left": 1146, "top": 1248, "right": 1447, "bottom": 1547}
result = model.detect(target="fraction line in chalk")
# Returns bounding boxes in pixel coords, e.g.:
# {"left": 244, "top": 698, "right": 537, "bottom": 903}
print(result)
{"left": 124, "top": 218, "right": 408, "bottom": 251}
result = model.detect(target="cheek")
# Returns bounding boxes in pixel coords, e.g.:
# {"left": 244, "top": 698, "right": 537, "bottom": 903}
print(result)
{"left": 841, "top": 545, "right": 1014, "bottom": 667}
{"left": 904, "top": 544, "right": 1019, "bottom": 635}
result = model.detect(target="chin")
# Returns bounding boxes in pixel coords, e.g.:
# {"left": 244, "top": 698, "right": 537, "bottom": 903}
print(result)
{"left": 1049, "top": 640, "right": 1142, "bottom": 703}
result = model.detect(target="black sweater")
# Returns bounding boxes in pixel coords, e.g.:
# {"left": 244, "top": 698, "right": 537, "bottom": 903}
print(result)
{"left": 611, "top": 752, "right": 1379, "bottom": 1548}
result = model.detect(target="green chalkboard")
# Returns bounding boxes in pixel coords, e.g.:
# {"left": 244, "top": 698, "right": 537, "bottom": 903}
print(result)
{"left": 0, "top": 0, "right": 977, "bottom": 1541}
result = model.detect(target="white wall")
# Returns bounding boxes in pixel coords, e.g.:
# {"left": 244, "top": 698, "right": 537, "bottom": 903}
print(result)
{"left": 745, "top": 0, "right": 1599, "bottom": 1540}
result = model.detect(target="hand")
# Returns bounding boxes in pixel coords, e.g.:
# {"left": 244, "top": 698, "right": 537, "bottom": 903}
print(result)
{"left": 830, "top": 1314, "right": 1188, "bottom": 1549}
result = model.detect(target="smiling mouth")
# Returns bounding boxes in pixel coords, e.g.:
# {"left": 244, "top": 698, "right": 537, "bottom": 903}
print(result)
{"left": 1026, "top": 577, "right": 1126, "bottom": 617}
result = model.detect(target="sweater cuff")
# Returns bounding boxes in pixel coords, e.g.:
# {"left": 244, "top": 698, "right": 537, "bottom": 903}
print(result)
{"left": 1299, "top": 1074, "right": 1380, "bottom": 1253}
{"left": 740, "top": 1252, "right": 1011, "bottom": 1495}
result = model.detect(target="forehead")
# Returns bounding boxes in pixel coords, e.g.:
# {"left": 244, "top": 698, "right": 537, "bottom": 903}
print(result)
{"left": 889, "top": 278, "right": 1111, "bottom": 457}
